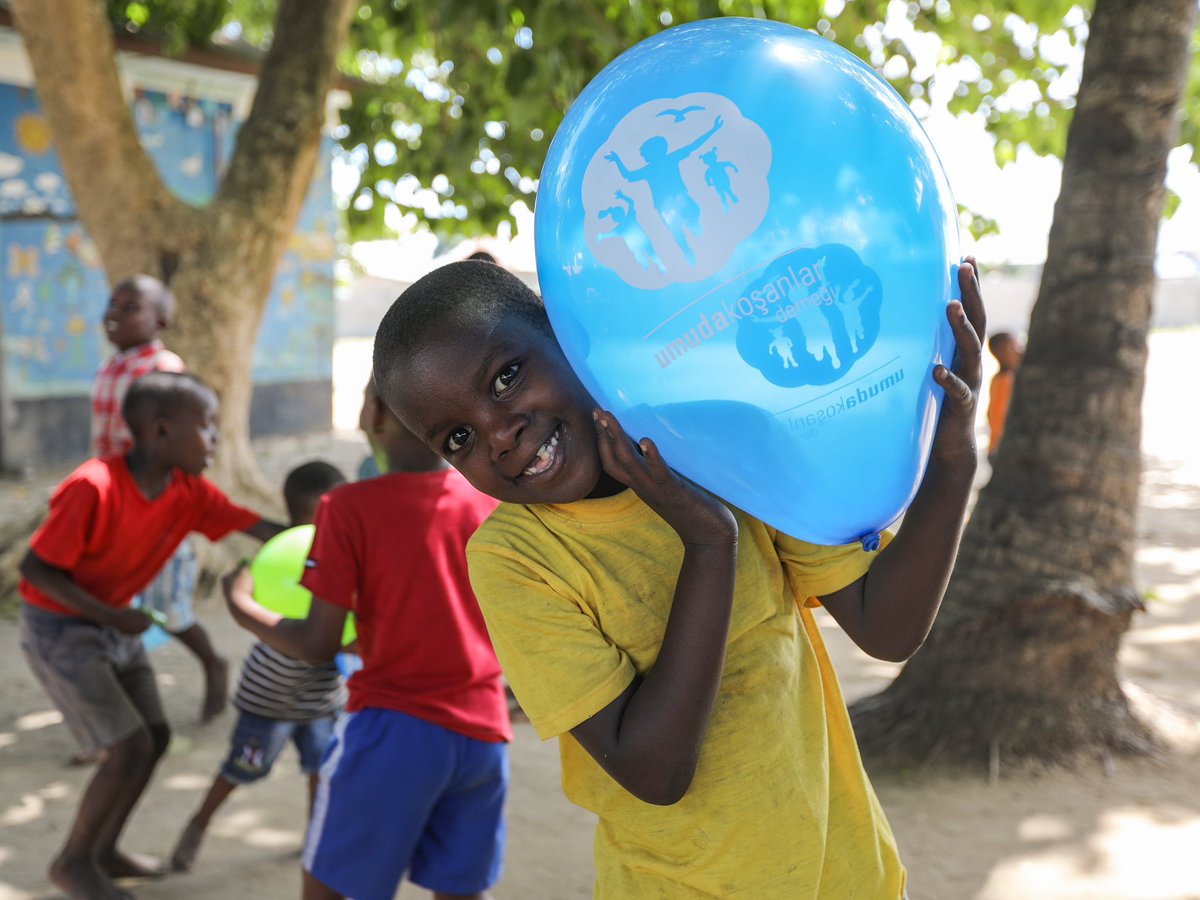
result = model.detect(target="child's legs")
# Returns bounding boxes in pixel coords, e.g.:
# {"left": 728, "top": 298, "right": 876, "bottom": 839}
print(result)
{"left": 140, "top": 541, "right": 227, "bottom": 719}
{"left": 170, "top": 775, "right": 237, "bottom": 872}
{"left": 220, "top": 709, "right": 297, "bottom": 786}
{"left": 19, "top": 604, "right": 167, "bottom": 770}
{"left": 51, "top": 726, "right": 157, "bottom": 899}
{"left": 19, "top": 609, "right": 104, "bottom": 762}
{"left": 64, "top": 725, "right": 157, "bottom": 859}
{"left": 292, "top": 714, "right": 337, "bottom": 781}
{"left": 409, "top": 733, "right": 508, "bottom": 898}
{"left": 303, "top": 867, "right": 345, "bottom": 900}
{"left": 92, "top": 644, "right": 171, "bottom": 867}
{"left": 292, "top": 714, "right": 337, "bottom": 820}
{"left": 171, "top": 710, "right": 294, "bottom": 871}
{"left": 183, "top": 774, "right": 239, "bottom": 834}
{"left": 304, "top": 709, "right": 505, "bottom": 900}
{"left": 18, "top": 609, "right": 164, "bottom": 860}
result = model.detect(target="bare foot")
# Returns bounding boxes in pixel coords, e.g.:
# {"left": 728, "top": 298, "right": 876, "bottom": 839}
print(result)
{"left": 170, "top": 817, "right": 207, "bottom": 872}
{"left": 200, "top": 656, "right": 229, "bottom": 723}
{"left": 49, "top": 853, "right": 129, "bottom": 899}
{"left": 98, "top": 849, "right": 166, "bottom": 880}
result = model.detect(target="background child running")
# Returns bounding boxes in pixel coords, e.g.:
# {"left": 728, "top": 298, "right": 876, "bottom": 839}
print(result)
{"left": 171, "top": 460, "right": 349, "bottom": 873}
{"left": 93, "top": 274, "right": 229, "bottom": 727}
{"left": 18, "top": 371, "right": 284, "bottom": 900}
{"left": 986, "top": 330, "right": 1025, "bottom": 462}
{"left": 222, "top": 388, "right": 511, "bottom": 900}
{"left": 372, "top": 259, "right": 986, "bottom": 898}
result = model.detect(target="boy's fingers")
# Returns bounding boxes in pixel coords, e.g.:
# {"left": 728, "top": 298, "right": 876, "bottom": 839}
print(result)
{"left": 638, "top": 438, "right": 675, "bottom": 485}
{"left": 957, "top": 257, "right": 987, "bottom": 343}
{"left": 594, "top": 411, "right": 640, "bottom": 482}
{"left": 639, "top": 437, "right": 662, "bottom": 464}
{"left": 594, "top": 417, "right": 625, "bottom": 476}
{"left": 946, "top": 301, "right": 982, "bottom": 388}
{"left": 934, "top": 365, "right": 972, "bottom": 405}
{"left": 596, "top": 410, "right": 644, "bottom": 463}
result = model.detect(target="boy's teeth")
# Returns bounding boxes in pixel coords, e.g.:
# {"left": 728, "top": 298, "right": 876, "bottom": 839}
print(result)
{"left": 523, "top": 431, "right": 559, "bottom": 476}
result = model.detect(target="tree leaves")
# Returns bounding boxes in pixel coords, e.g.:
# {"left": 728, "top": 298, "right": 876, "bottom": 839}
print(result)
{"left": 104, "top": 1, "right": 1200, "bottom": 242}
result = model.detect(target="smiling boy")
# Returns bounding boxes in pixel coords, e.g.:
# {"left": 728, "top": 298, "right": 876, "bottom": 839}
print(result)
{"left": 373, "top": 259, "right": 986, "bottom": 898}
{"left": 92, "top": 276, "right": 185, "bottom": 458}
{"left": 19, "top": 371, "right": 283, "bottom": 900}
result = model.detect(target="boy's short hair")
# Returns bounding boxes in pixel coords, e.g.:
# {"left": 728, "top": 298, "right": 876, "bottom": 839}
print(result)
{"left": 115, "top": 274, "right": 177, "bottom": 326}
{"left": 372, "top": 260, "right": 550, "bottom": 410}
{"left": 122, "top": 371, "right": 213, "bottom": 433}
{"left": 282, "top": 460, "right": 347, "bottom": 523}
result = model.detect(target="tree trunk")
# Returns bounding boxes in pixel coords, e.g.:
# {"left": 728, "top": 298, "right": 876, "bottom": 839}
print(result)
{"left": 850, "top": 0, "right": 1197, "bottom": 771}
{"left": 9, "top": 0, "right": 356, "bottom": 503}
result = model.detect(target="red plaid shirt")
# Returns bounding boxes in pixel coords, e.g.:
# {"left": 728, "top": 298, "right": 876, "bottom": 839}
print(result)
{"left": 91, "top": 341, "right": 186, "bottom": 457}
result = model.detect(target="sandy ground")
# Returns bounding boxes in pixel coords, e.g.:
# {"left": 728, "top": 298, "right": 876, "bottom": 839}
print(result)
{"left": 1, "top": 330, "right": 1198, "bottom": 899}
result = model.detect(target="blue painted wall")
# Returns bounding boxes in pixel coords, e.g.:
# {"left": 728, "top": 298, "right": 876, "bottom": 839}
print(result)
{"left": 0, "top": 81, "right": 336, "bottom": 469}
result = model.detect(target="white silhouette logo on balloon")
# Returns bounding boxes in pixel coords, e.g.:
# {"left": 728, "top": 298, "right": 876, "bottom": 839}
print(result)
{"left": 731, "top": 246, "right": 883, "bottom": 388}
{"left": 582, "top": 93, "right": 771, "bottom": 288}
{"left": 583, "top": 93, "right": 882, "bottom": 387}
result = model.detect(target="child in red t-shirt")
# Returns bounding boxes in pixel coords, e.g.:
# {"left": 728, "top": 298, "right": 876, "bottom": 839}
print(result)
{"left": 223, "top": 387, "right": 509, "bottom": 900}
{"left": 92, "top": 275, "right": 231, "bottom": 727}
{"left": 18, "top": 371, "right": 284, "bottom": 900}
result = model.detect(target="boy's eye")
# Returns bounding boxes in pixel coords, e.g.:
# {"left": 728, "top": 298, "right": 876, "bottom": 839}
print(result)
{"left": 446, "top": 426, "right": 472, "bottom": 453}
{"left": 493, "top": 363, "right": 520, "bottom": 395}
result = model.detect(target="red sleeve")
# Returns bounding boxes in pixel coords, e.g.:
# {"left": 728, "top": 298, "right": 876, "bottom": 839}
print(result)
{"left": 29, "top": 475, "right": 101, "bottom": 571}
{"left": 189, "top": 477, "right": 262, "bottom": 540}
{"left": 299, "top": 492, "right": 361, "bottom": 611}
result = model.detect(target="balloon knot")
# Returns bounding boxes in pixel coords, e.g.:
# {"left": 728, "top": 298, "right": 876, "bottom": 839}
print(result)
{"left": 860, "top": 532, "right": 882, "bottom": 553}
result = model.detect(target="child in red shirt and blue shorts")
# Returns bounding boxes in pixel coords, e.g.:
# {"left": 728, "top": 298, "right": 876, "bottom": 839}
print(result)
{"left": 18, "top": 372, "right": 284, "bottom": 900}
{"left": 223, "top": 389, "right": 510, "bottom": 900}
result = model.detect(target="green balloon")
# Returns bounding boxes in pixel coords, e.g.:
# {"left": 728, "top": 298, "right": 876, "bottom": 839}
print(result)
{"left": 251, "top": 525, "right": 356, "bottom": 645}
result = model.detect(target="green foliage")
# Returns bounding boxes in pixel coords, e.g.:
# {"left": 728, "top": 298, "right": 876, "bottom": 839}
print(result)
{"left": 106, "top": 0, "right": 233, "bottom": 53}
{"left": 1163, "top": 186, "right": 1182, "bottom": 220}
{"left": 105, "top": 0, "right": 280, "bottom": 53}
{"left": 959, "top": 204, "right": 1000, "bottom": 241}
{"left": 105, "top": 1, "right": 1200, "bottom": 241}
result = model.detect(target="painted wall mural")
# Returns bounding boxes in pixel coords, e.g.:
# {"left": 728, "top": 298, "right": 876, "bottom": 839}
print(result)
{"left": 0, "top": 81, "right": 335, "bottom": 400}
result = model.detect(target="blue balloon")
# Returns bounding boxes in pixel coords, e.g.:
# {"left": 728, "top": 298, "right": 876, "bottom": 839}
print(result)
{"left": 535, "top": 18, "right": 960, "bottom": 546}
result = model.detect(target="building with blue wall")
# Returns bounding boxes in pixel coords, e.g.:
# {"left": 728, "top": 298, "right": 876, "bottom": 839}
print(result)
{"left": 0, "top": 26, "right": 337, "bottom": 472}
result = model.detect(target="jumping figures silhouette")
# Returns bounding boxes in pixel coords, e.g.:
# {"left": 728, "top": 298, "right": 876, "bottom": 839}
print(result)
{"left": 605, "top": 114, "right": 725, "bottom": 264}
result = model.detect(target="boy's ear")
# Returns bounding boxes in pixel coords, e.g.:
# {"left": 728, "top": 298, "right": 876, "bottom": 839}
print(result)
{"left": 367, "top": 393, "right": 387, "bottom": 434}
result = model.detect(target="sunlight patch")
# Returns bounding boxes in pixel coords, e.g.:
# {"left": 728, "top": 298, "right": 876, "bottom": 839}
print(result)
{"left": 15, "top": 710, "right": 62, "bottom": 731}
{"left": 162, "top": 773, "right": 213, "bottom": 791}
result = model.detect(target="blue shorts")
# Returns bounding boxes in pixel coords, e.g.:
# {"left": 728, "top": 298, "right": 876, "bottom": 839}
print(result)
{"left": 221, "top": 710, "right": 336, "bottom": 785}
{"left": 303, "top": 708, "right": 508, "bottom": 899}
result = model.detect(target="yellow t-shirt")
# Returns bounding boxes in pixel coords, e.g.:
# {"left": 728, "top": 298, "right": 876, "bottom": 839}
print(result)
{"left": 467, "top": 490, "right": 906, "bottom": 898}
